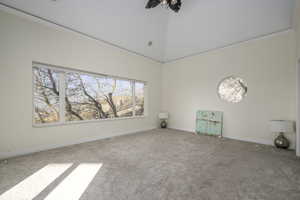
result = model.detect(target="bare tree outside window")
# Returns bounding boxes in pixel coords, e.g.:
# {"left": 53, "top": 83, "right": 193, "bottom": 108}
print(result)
{"left": 65, "top": 73, "right": 133, "bottom": 121}
{"left": 135, "top": 82, "right": 145, "bottom": 116}
{"left": 113, "top": 79, "right": 133, "bottom": 117}
{"left": 33, "top": 67, "right": 60, "bottom": 124}
{"left": 33, "top": 64, "right": 145, "bottom": 126}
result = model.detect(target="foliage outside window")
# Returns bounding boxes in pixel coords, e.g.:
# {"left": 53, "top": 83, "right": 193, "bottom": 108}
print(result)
{"left": 33, "top": 64, "right": 146, "bottom": 125}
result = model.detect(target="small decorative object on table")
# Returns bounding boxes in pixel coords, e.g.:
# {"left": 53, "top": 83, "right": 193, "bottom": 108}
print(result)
{"left": 159, "top": 112, "right": 169, "bottom": 128}
{"left": 270, "top": 120, "right": 295, "bottom": 149}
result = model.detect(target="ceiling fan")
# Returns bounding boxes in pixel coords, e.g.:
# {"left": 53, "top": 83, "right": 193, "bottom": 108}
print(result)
{"left": 145, "top": 0, "right": 182, "bottom": 13}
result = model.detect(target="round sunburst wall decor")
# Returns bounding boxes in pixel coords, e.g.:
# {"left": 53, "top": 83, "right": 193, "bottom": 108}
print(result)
{"left": 217, "top": 76, "right": 248, "bottom": 103}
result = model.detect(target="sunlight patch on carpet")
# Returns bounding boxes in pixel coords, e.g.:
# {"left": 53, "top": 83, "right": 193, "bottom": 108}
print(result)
{"left": 0, "top": 163, "right": 72, "bottom": 200}
{"left": 44, "top": 163, "right": 102, "bottom": 200}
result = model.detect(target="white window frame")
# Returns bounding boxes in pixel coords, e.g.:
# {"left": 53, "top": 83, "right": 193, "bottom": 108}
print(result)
{"left": 32, "top": 62, "right": 148, "bottom": 127}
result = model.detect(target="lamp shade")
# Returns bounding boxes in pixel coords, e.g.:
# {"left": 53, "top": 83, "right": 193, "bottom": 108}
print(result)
{"left": 270, "top": 120, "right": 294, "bottom": 133}
{"left": 158, "top": 112, "right": 169, "bottom": 120}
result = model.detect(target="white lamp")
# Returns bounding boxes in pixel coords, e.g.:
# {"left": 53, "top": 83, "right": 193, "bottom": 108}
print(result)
{"left": 158, "top": 112, "right": 169, "bottom": 120}
{"left": 270, "top": 120, "right": 294, "bottom": 149}
{"left": 158, "top": 112, "right": 169, "bottom": 128}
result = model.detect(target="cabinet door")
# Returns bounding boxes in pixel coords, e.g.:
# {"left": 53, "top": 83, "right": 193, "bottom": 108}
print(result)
{"left": 207, "top": 122, "right": 222, "bottom": 136}
{"left": 196, "top": 119, "right": 207, "bottom": 134}
{"left": 210, "top": 112, "right": 222, "bottom": 122}
{"left": 196, "top": 111, "right": 209, "bottom": 120}
{"left": 196, "top": 111, "right": 223, "bottom": 136}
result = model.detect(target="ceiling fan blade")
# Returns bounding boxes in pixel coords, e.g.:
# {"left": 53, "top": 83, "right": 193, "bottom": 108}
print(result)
{"left": 145, "top": 0, "right": 161, "bottom": 9}
{"left": 168, "top": 0, "right": 182, "bottom": 12}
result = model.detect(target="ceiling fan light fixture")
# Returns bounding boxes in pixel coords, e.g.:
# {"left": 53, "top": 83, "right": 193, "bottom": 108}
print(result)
{"left": 145, "top": 0, "right": 182, "bottom": 13}
{"left": 161, "top": 0, "right": 168, "bottom": 9}
{"left": 171, "top": 0, "right": 178, "bottom": 5}
{"left": 161, "top": 0, "right": 168, "bottom": 5}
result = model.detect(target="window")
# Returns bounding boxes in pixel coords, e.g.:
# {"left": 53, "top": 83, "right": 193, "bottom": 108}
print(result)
{"left": 33, "top": 67, "right": 60, "bottom": 124}
{"left": 33, "top": 63, "right": 146, "bottom": 125}
{"left": 135, "top": 82, "right": 145, "bottom": 116}
{"left": 217, "top": 76, "right": 248, "bottom": 103}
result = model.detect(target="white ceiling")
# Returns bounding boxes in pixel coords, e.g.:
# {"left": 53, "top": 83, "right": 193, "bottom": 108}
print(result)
{"left": 164, "top": 0, "right": 294, "bottom": 62}
{"left": 0, "top": 0, "right": 294, "bottom": 63}
{"left": 0, "top": 0, "right": 168, "bottom": 62}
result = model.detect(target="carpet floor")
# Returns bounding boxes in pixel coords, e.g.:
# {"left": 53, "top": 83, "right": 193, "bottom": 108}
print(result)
{"left": 0, "top": 129, "right": 300, "bottom": 200}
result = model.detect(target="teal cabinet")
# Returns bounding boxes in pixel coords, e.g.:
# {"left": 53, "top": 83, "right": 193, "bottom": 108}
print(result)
{"left": 196, "top": 111, "right": 223, "bottom": 136}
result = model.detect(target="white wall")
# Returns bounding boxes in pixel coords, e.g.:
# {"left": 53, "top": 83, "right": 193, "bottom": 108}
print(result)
{"left": 0, "top": 4, "right": 298, "bottom": 159}
{"left": 0, "top": 10, "right": 162, "bottom": 159}
{"left": 293, "top": 0, "right": 300, "bottom": 155}
{"left": 162, "top": 31, "right": 297, "bottom": 149}
{"left": 295, "top": 0, "right": 300, "bottom": 59}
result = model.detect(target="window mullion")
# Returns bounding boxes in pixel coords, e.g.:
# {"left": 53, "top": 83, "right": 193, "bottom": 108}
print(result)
{"left": 144, "top": 83, "right": 148, "bottom": 116}
{"left": 132, "top": 81, "right": 136, "bottom": 117}
{"left": 59, "top": 72, "right": 66, "bottom": 123}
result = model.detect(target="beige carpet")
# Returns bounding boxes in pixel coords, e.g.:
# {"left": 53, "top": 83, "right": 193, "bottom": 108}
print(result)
{"left": 0, "top": 129, "right": 300, "bottom": 200}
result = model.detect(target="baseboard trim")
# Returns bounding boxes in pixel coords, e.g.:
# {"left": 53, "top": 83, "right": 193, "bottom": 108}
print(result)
{"left": 0, "top": 127, "right": 156, "bottom": 160}
{"left": 224, "top": 135, "right": 273, "bottom": 146}
{"left": 168, "top": 126, "right": 274, "bottom": 146}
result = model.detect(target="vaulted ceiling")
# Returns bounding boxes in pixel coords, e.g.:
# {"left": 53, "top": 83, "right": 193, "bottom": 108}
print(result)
{"left": 0, "top": 0, "right": 294, "bottom": 63}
